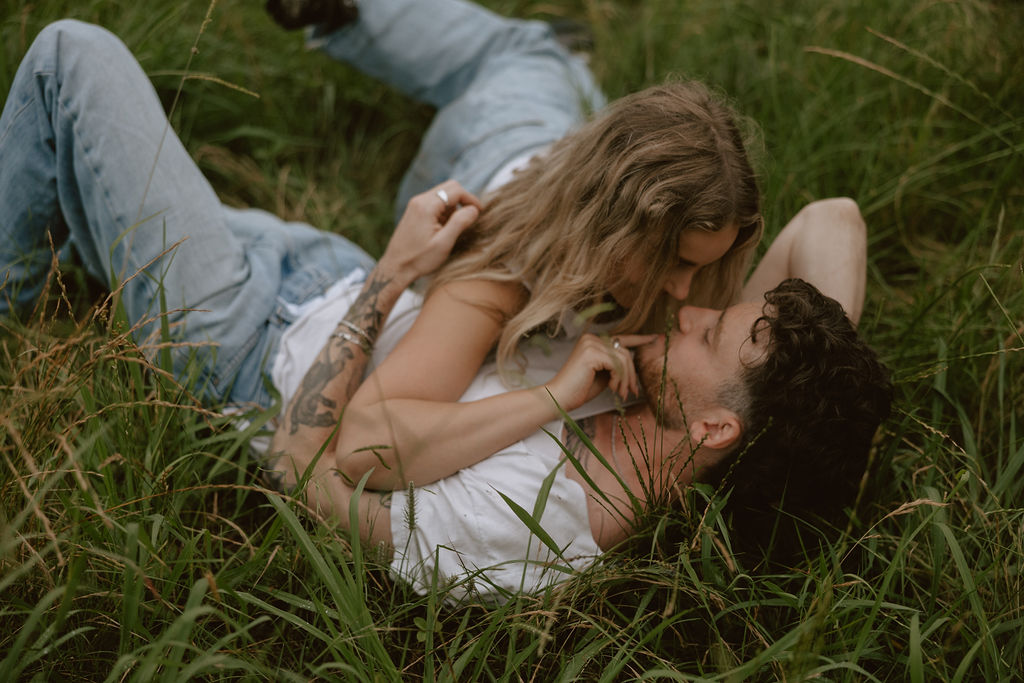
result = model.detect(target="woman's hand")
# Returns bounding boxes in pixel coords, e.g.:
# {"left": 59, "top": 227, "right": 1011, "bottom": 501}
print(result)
{"left": 377, "top": 180, "right": 481, "bottom": 287}
{"left": 545, "top": 333, "right": 658, "bottom": 412}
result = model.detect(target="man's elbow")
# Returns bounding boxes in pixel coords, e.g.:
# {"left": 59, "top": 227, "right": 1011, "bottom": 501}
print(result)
{"left": 803, "top": 196, "right": 867, "bottom": 242}
{"left": 335, "top": 442, "right": 399, "bottom": 490}
{"left": 336, "top": 408, "right": 386, "bottom": 486}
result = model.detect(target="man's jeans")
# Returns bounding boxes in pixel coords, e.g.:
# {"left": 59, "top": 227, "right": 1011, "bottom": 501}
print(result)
{"left": 0, "top": 0, "right": 603, "bottom": 409}
{"left": 0, "top": 20, "right": 375, "bottom": 409}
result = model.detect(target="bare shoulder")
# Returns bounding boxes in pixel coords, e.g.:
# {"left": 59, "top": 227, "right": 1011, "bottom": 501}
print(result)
{"left": 427, "top": 277, "right": 527, "bottom": 322}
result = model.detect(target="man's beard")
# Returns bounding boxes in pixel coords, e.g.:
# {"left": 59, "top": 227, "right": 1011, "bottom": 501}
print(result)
{"left": 636, "top": 348, "right": 686, "bottom": 431}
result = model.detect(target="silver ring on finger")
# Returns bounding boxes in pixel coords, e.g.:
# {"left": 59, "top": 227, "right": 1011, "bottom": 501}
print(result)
{"left": 435, "top": 188, "right": 450, "bottom": 208}
{"left": 612, "top": 338, "right": 621, "bottom": 350}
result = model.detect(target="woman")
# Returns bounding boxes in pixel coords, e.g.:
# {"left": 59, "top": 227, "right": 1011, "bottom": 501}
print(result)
{"left": 268, "top": 0, "right": 762, "bottom": 490}
{"left": 329, "top": 84, "right": 762, "bottom": 487}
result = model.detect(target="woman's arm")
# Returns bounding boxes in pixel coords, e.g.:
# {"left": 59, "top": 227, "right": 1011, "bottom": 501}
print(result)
{"left": 336, "top": 330, "right": 653, "bottom": 490}
{"left": 741, "top": 197, "right": 867, "bottom": 324}
{"left": 334, "top": 274, "right": 527, "bottom": 488}
{"left": 268, "top": 181, "right": 480, "bottom": 490}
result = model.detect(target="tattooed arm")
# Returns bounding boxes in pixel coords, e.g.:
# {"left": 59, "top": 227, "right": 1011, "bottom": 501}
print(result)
{"left": 267, "top": 181, "right": 481, "bottom": 497}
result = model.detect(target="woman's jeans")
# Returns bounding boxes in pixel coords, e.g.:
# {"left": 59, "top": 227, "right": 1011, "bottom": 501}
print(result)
{"left": 0, "top": 0, "right": 603, "bottom": 409}
{"left": 307, "top": 0, "right": 604, "bottom": 218}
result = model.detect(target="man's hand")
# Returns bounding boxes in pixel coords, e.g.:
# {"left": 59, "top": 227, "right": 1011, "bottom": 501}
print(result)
{"left": 376, "top": 180, "right": 481, "bottom": 287}
{"left": 545, "top": 333, "right": 657, "bottom": 412}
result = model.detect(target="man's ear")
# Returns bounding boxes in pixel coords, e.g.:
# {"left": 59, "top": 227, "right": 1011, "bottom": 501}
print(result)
{"left": 689, "top": 407, "right": 742, "bottom": 452}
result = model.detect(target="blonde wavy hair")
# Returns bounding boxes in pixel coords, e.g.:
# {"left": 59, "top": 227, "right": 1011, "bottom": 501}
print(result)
{"left": 431, "top": 80, "right": 763, "bottom": 372}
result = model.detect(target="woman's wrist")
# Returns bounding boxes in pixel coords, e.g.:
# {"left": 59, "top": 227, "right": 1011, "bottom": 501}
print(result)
{"left": 374, "top": 252, "right": 423, "bottom": 290}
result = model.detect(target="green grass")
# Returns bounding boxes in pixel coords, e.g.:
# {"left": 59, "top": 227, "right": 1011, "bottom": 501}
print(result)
{"left": 2, "top": 0, "right": 1022, "bottom": 679}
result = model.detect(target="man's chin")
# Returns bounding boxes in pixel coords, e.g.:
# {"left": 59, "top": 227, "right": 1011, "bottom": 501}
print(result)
{"left": 634, "top": 334, "right": 667, "bottom": 365}
{"left": 635, "top": 336, "right": 668, "bottom": 396}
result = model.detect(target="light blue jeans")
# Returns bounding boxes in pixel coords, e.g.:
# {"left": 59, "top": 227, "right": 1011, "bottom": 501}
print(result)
{"left": 0, "top": 1, "right": 603, "bottom": 409}
{"left": 0, "top": 20, "right": 376, "bottom": 409}
{"left": 309, "top": 0, "right": 605, "bottom": 219}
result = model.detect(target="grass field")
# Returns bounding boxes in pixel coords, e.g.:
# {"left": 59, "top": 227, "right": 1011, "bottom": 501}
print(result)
{"left": 1, "top": 0, "right": 1022, "bottom": 680}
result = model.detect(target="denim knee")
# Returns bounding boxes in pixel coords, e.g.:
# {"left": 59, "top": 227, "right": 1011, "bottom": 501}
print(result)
{"left": 30, "top": 20, "right": 134, "bottom": 74}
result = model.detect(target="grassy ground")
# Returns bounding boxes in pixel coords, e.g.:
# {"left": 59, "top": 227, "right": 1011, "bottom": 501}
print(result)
{"left": 2, "top": 0, "right": 1022, "bottom": 680}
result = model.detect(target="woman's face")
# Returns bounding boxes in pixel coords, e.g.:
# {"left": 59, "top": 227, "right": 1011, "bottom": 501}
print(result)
{"left": 608, "top": 223, "right": 741, "bottom": 307}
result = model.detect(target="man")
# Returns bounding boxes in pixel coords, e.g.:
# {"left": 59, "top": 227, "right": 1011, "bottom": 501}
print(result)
{"left": 0, "top": 11, "right": 889, "bottom": 600}
{"left": 270, "top": 198, "right": 892, "bottom": 601}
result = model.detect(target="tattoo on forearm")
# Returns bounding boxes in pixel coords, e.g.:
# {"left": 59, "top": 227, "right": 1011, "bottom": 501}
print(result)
{"left": 289, "top": 344, "right": 353, "bottom": 433}
{"left": 286, "top": 270, "right": 396, "bottom": 434}
{"left": 350, "top": 272, "right": 390, "bottom": 340}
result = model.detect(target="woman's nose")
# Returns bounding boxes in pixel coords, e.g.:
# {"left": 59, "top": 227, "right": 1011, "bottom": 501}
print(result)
{"left": 663, "top": 270, "right": 694, "bottom": 302}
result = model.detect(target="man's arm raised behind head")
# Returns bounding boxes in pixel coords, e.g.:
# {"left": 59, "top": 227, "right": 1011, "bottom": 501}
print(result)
{"left": 740, "top": 197, "right": 867, "bottom": 325}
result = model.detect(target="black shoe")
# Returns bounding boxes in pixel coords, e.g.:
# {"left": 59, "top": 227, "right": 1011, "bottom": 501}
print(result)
{"left": 266, "top": 0, "right": 359, "bottom": 31}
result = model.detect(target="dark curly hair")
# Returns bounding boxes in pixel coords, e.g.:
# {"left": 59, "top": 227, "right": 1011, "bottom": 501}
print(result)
{"left": 714, "top": 278, "right": 892, "bottom": 557}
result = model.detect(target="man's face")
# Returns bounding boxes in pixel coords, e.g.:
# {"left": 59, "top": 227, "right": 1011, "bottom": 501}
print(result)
{"left": 636, "top": 302, "right": 771, "bottom": 430}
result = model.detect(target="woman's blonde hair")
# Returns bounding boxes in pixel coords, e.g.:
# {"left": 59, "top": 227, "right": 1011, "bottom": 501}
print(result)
{"left": 432, "top": 80, "right": 763, "bottom": 371}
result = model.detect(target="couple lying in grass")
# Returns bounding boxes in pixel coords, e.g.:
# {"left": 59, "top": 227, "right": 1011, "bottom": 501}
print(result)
{"left": 0, "top": 0, "right": 890, "bottom": 601}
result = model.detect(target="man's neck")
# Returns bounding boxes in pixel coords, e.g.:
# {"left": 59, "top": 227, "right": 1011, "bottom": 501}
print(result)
{"left": 616, "top": 406, "right": 710, "bottom": 497}
{"left": 561, "top": 408, "right": 708, "bottom": 550}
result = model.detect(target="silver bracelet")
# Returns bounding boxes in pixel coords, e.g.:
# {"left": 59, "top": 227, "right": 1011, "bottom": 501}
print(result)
{"left": 329, "top": 330, "right": 370, "bottom": 352}
{"left": 337, "top": 319, "right": 372, "bottom": 345}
